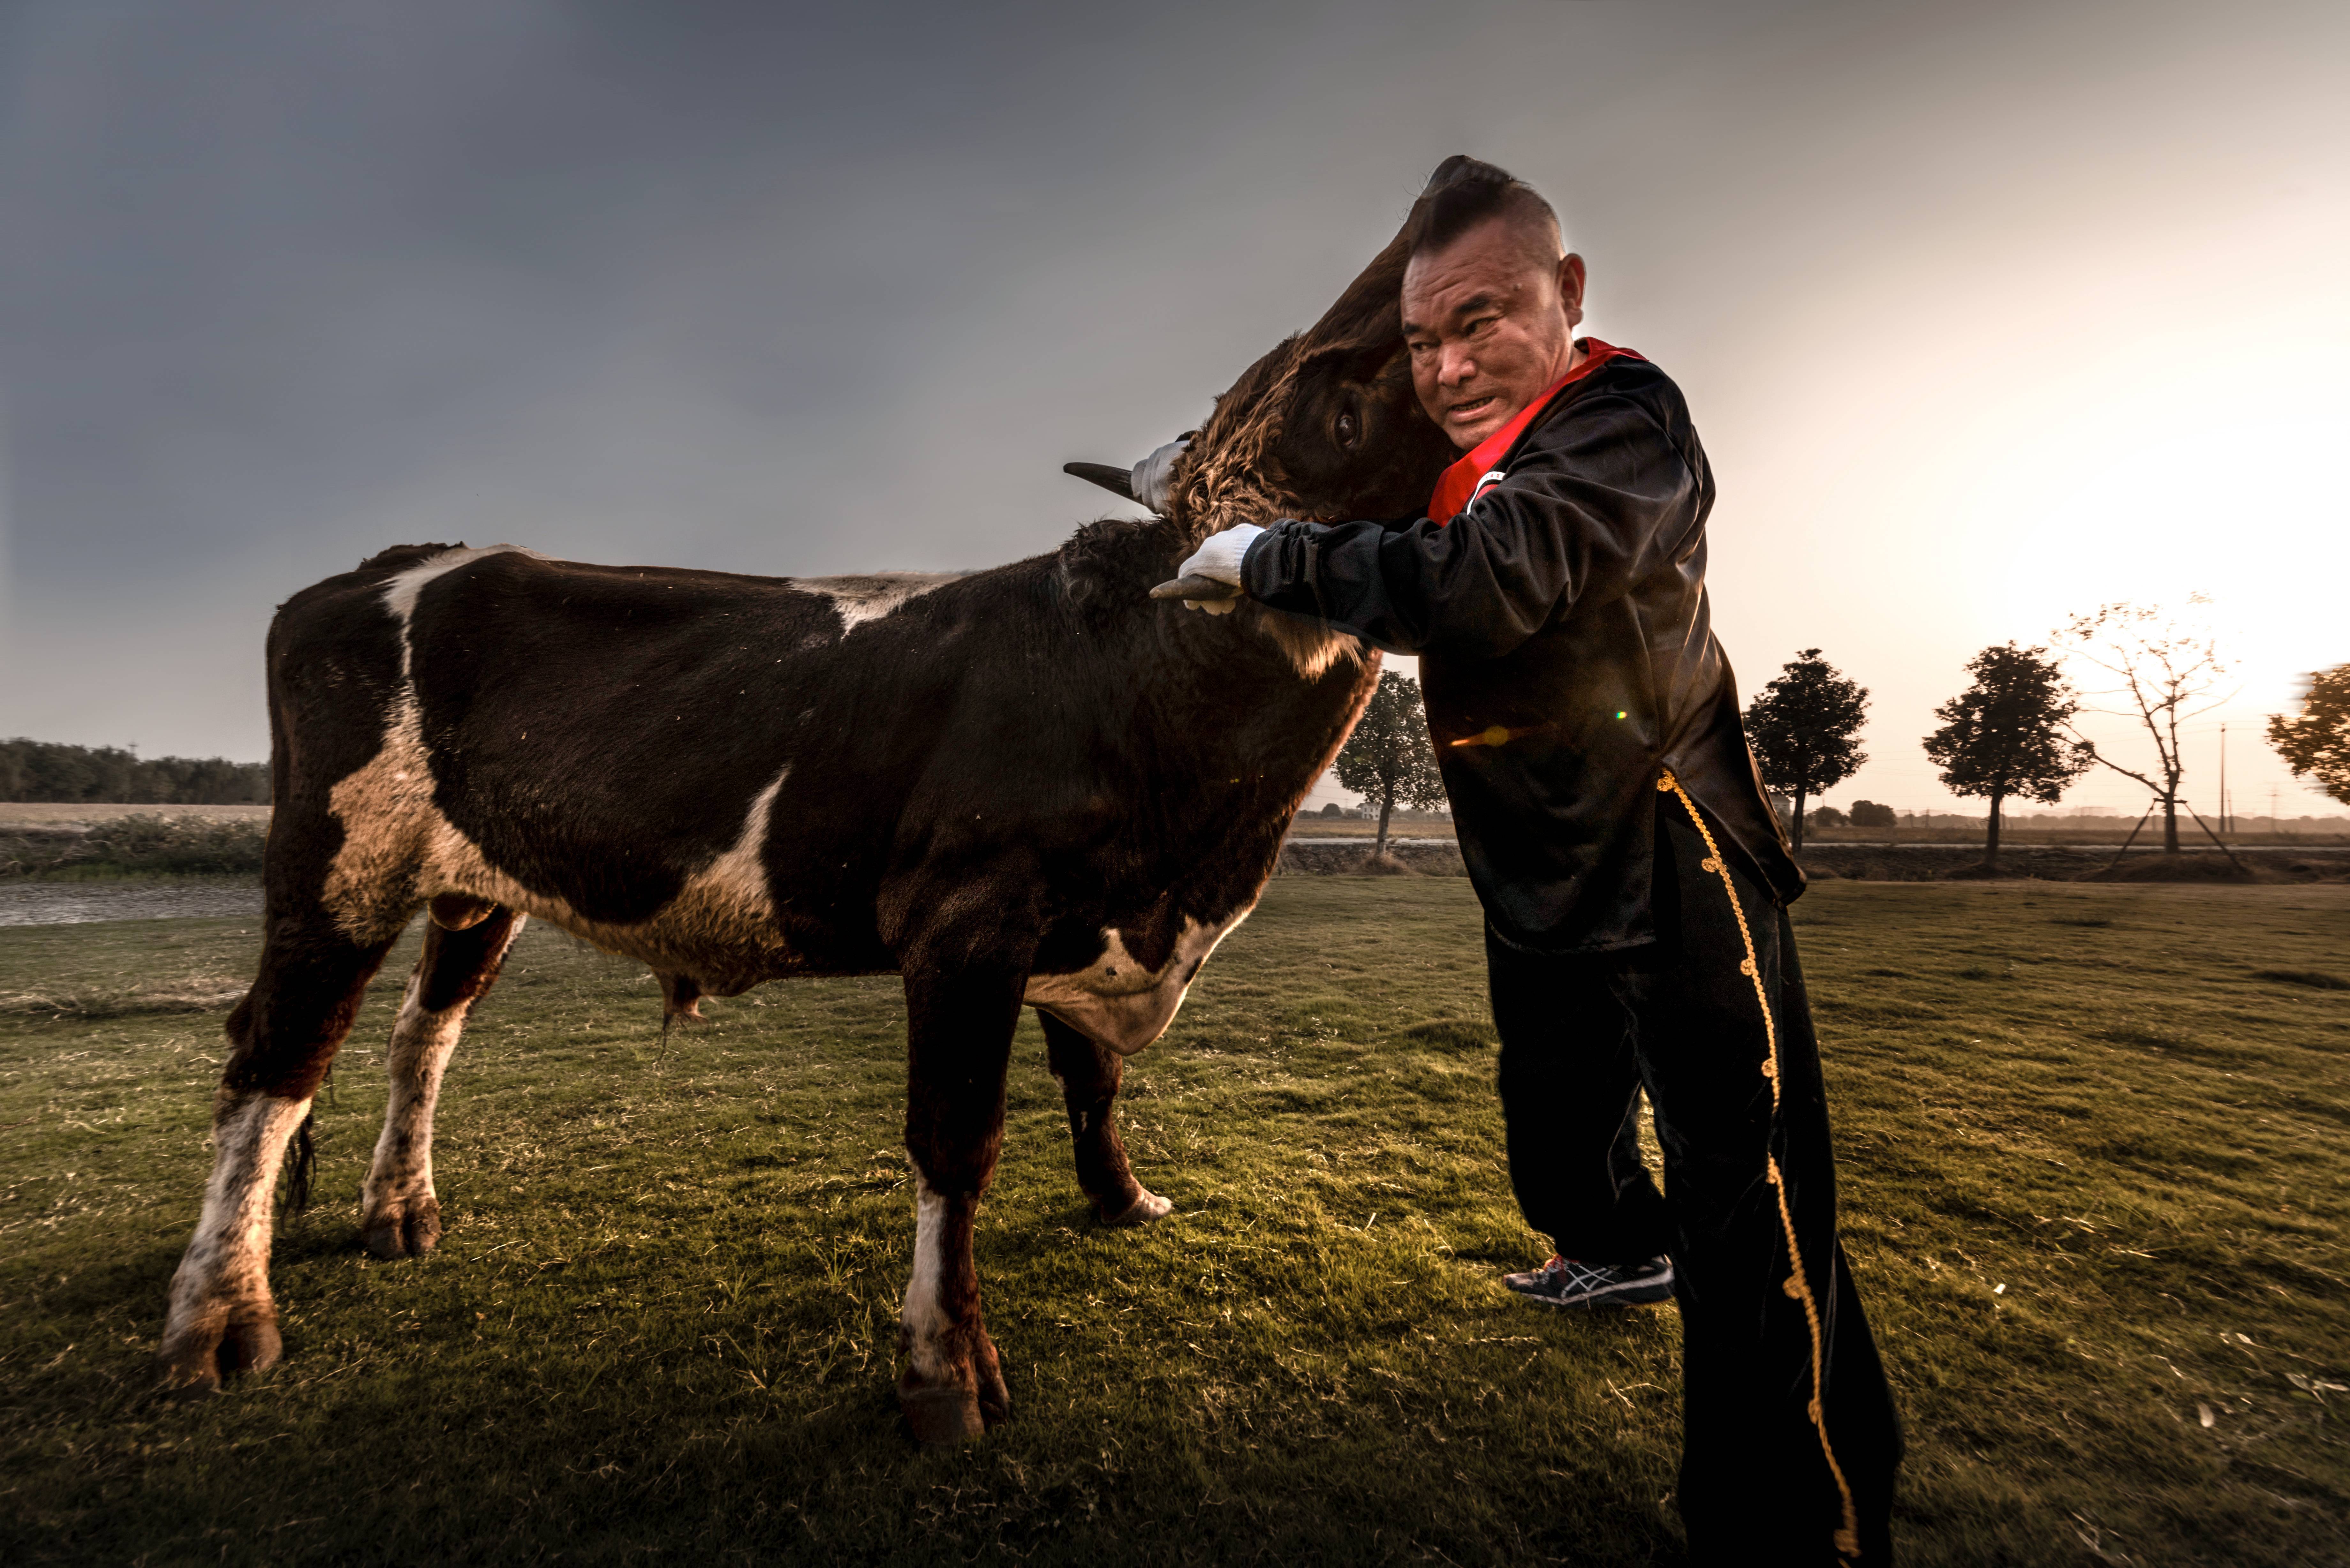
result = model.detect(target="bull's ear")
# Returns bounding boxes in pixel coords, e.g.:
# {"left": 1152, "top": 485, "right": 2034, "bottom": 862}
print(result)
{"left": 1422, "top": 154, "right": 1484, "bottom": 193}
{"left": 1063, "top": 462, "right": 1135, "bottom": 501}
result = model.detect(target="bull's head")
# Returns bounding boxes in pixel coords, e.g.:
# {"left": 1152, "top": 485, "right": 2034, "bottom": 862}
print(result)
{"left": 1066, "top": 163, "right": 1463, "bottom": 547}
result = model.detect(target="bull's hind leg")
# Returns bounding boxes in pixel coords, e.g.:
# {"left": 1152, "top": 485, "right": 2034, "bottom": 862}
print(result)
{"left": 161, "top": 911, "right": 397, "bottom": 1388}
{"left": 1038, "top": 1012, "right": 1171, "bottom": 1225}
{"left": 898, "top": 965, "right": 1023, "bottom": 1445}
{"left": 360, "top": 903, "right": 525, "bottom": 1258}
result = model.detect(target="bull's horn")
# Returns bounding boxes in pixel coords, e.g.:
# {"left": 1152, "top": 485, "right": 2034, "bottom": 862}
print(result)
{"left": 1148, "top": 574, "right": 1242, "bottom": 602}
{"left": 1063, "top": 461, "right": 1135, "bottom": 500}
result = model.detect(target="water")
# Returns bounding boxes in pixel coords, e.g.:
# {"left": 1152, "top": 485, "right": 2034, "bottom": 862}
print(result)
{"left": 0, "top": 881, "right": 263, "bottom": 927}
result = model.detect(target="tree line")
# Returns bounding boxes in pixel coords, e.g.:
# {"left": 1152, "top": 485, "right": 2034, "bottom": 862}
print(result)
{"left": 1742, "top": 643, "right": 2092, "bottom": 861}
{"left": 1332, "top": 599, "right": 2350, "bottom": 870}
{"left": 1741, "top": 602, "right": 2349, "bottom": 864}
{"left": 0, "top": 738, "right": 270, "bottom": 805}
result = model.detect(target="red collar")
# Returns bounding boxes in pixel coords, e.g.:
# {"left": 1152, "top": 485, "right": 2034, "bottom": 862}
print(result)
{"left": 1426, "top": 339, "right": 1641, "bottom": 523}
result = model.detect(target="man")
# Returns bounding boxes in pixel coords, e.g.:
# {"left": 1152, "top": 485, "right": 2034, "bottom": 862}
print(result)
{"left": 1158, "top": 158, "right": 1901, "bottom": 1563}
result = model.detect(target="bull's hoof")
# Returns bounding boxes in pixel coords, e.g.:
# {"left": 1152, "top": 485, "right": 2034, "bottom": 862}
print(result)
{"left": 1105, "top": 1189, "right": 1173, "bottom": 1227}
{"left": 361, "top": 1195, "right": 443, "bottom": 1259}
{"left": 977, "top": 1358, "right": 1012, "bottom": 1429}
{"left": 158, "top": 1308, "right": 282, "bottom": 1392}
{"left": 901, "top": 1383, "right": 986, "bottom": 1446}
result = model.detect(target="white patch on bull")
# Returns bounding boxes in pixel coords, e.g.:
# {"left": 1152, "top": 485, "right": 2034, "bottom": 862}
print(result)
{"left": 322, "top": 691, "right": 440, "bottom": 941}
{"left": 1022, "top": 907, "right": 1252, "bottom": 1055}
{"left": 795, "top": 572, "right": 959, "bottom": 632}
{"left": 323, "top": 697, "right": 795, "bottom": 985}
{"left": 697, "top": 767, "right": 786, "bottom": 925}
{"left": 381, "top": 545, "right": 540, "bottom": 671}
{"left": 360, "top": 920, "right": 524, "bottom": 1242}
{"left": 901, "top": 1174, "right": 952, "bottom": 1381}
{"left": 160, "top": 1090, "right": 313, "bottom": 1365}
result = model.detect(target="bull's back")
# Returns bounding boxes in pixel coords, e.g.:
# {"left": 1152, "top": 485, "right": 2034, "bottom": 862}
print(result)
{"left": 273, "top": 544, "right": 989, "bottom": 980}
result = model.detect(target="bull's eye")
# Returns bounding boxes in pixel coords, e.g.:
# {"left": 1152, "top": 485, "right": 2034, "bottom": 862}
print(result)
{"left": 1336, "top": 409, "right": 1360, "bottom": 447}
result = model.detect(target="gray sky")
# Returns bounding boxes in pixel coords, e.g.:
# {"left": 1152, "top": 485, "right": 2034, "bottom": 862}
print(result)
{"left": 4, "top": 0, "right": 2345, "bottom": 816}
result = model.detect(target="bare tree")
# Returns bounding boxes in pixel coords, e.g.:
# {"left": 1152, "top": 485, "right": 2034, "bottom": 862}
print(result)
{"left": 1332, "top": 671, "right": 1446, "bottom": 857}
{"left": 2267, "top": 662, "right": 2350, "bottom": 807}
{"left": 2053, "top": 599, "right": 2230, "bottom": 854}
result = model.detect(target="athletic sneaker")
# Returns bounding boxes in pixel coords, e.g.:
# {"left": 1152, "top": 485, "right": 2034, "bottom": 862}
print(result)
{"left": 1503, "top": 1253, "right": 1676, "bottom": 1308}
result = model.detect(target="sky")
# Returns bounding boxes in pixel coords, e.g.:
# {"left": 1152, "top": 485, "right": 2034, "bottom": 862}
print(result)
{"left": 3, "top": 0, "right": 2345, "bottom": 818}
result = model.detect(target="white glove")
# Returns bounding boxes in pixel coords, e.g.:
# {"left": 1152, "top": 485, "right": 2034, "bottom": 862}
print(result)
{"left": 1164, "top": 524, "right": 1264, "bottom": 614}
{"left": 1130, "top": 437, "right": 1189, "bottom": 514}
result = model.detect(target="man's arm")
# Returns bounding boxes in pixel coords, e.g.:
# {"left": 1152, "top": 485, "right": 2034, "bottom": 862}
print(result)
{"left": 1235, "top": 395, "right": 1701, "bottom": 658}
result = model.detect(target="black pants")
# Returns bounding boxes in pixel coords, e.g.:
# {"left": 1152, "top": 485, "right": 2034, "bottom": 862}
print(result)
{"left": 1488, "top": 804, "right": 1901, "bottom": 1565}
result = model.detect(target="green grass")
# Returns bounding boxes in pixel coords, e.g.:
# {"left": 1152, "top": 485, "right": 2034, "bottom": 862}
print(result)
{"left": 2, "top": 879, "right": 2346, "bottom": 1565}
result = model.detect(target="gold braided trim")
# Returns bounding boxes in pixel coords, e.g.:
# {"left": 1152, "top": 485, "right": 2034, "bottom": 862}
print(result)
{"left": 1658, "top": 772, "right": 1862, "bottom": 1560}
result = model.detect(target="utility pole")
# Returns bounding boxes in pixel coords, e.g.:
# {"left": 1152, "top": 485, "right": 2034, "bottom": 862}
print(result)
{"left": 2219, "top": 723, "right": 2228, "bottom": 835}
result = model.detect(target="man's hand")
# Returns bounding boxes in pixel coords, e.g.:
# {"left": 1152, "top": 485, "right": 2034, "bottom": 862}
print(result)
{"left": 1131, "top": 438, "right": 1189, "bottom": 514}
{"left": 1149, "top": 524, "right": 1265, "bottom": 614}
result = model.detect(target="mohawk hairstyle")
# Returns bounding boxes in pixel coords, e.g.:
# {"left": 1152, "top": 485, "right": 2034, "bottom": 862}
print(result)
{"left": 1405, "top": 155, "right": 1563, "bottom": 265}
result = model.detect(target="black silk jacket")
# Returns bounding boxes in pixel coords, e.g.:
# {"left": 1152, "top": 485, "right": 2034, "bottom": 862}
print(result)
{"left": 1240, "top": 352, "right": 1802, "bottom": 953}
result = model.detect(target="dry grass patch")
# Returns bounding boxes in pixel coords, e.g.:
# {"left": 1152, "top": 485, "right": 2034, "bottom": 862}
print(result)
{"left": 0, "top": 978, "right": 246, "bottom": 1020}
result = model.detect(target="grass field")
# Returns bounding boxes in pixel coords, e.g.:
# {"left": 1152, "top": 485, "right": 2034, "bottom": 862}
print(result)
{"left": 2, "top": 878, "right": 2346, "bottom": 1565}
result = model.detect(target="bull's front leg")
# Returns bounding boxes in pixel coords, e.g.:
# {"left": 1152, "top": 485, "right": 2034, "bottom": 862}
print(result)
{"left": 1038, "top": 1011, "right": 1171, "bottom": 1225}
{"left": 162, "top": 1088, "right": 316, "bottom": 1385}
{"left": 898, "top": 962, "right": 1022, "bottom": 1444}
{"left": 162, "top": 906, "right": 393, "bottom": 1388}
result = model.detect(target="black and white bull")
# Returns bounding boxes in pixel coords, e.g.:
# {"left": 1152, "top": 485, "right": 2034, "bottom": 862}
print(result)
{"left": 159, "top": 201, "right": 1455, "bottom": 1443}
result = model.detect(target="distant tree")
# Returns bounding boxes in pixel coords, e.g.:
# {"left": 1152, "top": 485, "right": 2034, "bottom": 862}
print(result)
{"left": 1332, "top": 672, "right": 1446, "bottom": 857}
{"left": 1921, "top": 643, "right": 2091, "bottom": 869}
{"left": 2267, "top": 663, "right": 2350, "bottom": 807}
{"left": 1317, "top": 801, "right": 1344, "bottom": 818}
{"left": 1848, "top": 800, "right": 1897, "bottom": 830}
{"left": 1742, "top": 649, "right": 1869, "bottom": 851}
{"left": 2053, "top": 600, "right": 2229, "bottom": 854}
{"left": 0, "top": 738, "right": 269, "bottom": 804}
{"left": 1808, "top": 805, "right": 1849, "bottom": 831}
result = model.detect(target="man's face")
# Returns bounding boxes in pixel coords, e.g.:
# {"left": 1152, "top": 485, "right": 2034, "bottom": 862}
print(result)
{"left": 1402, "top": 219, "right": 1587, "bottom": 450}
